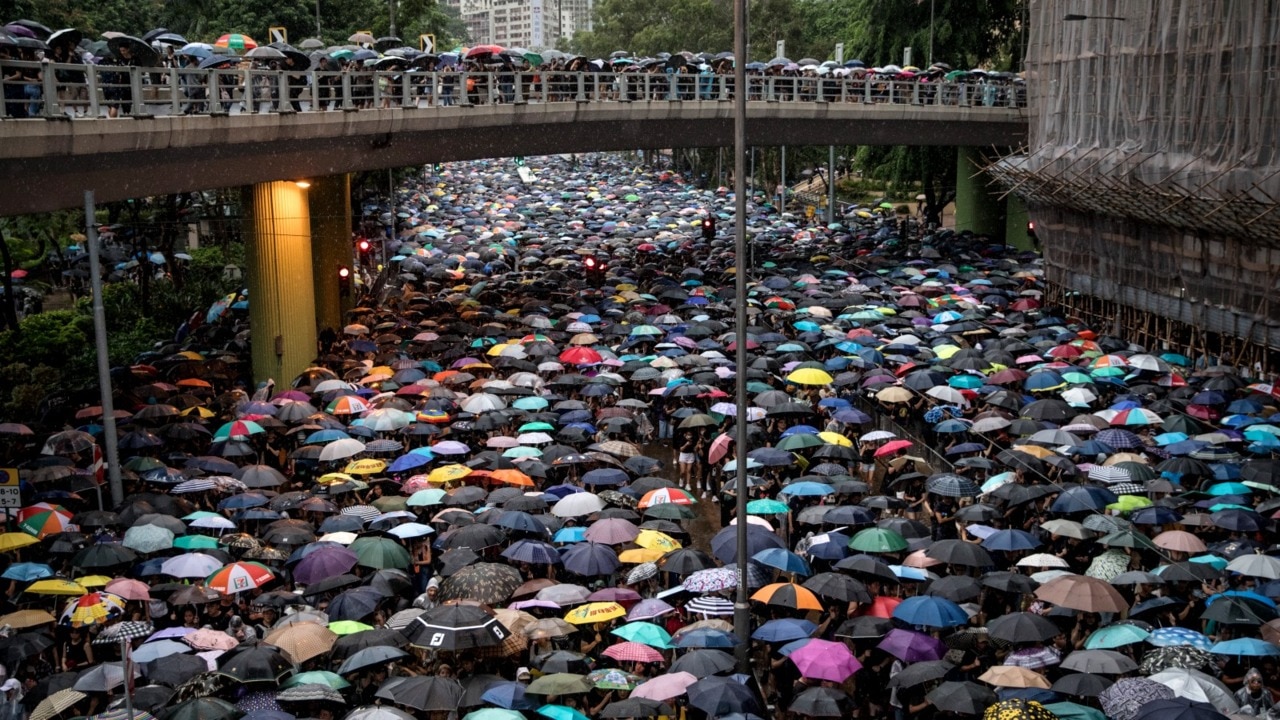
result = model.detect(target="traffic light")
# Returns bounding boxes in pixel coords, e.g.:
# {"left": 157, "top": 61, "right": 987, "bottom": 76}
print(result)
{"left": 433, "top": 163, "right": 443, "bottom": 173}
{"left": 1027, "top": 220, "right": 1036, "bottom": 237}
{"left": 357, "top": 238, "right": 372, "bottom": 255}
{"left": 583, "top": 256, "right": 606, "bottom": 287}
{"left": 337, "top": 265, "right": 352, "bottom": 298}
{"left": 701, "top": 217, "right": 715, "bottom": 240}
{"left": 514, "top": 156, "right": 525, "bottom": 167}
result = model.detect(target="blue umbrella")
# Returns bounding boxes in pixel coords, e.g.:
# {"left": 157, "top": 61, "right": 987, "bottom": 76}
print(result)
{"left": 494, "top": 511, "right": 547, "bottom": 534}
{"left": 553, "top": 527, "right": 586, "bottom": 543}
{"left": 981, "top": 529, "right": 1041, "bottom": 552}
{"left": 751, "top": 548, "right": 811, "bottom": 576}
{"left": 751, "top": 618, "right": 816, "bottom": 643}
{"left": 673, "top": 628, "right": 740, "bottom": 649}
{"left": 892, "top": 595, "right": 969, "bottom": 628}
{"left": 778, "top": 481, "right": 834, "bottom": 497}
{"left": 560, "top": 543, "right": 619, "bottom": 576}
{"left": 388, "top": 453, "right": 432, "bottom": 473}
{"left": 1209, "top": 638, "right": 1280, "bottom": 656}
{"left": 1147, "top": 627, "right": 1213, "bottom": 650}
{"left": 1051, "top": 486, "right": 1118, "bottom": 513}
{"left": 711, "top": 525, "right": 785, "bottom": 564}
{"left": 3, "top": 562, "right": 53, "bottom": 581}
{"left": 501, "top": 539, "right": 562, "bottom": 565}
{"left": 581, "top": 468, "right": 628, "bottom": 486}
{"left": 482, "top": 681, "right": 536, "bottom": 710}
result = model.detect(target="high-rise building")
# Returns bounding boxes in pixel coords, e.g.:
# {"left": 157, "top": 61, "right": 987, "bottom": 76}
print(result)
{"left": 444, "top": 0, "right": 572, "bottom": 49}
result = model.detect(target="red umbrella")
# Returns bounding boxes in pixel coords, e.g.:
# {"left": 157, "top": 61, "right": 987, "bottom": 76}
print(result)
{"left": 875, "top": 439, "right": 914, "bottom": 457}
{"left": 465, "top": 44, "right": 505, "bottom": 59}
{"left": 559, "top": 347, "right": 603, "bottom": 365}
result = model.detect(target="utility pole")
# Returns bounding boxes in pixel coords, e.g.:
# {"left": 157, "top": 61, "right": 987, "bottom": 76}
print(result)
{"left": 84, "top": 191, "right": 124, "bottom": 506}
{"left": 731, "top": 0, "right": 751, "bottom": 674}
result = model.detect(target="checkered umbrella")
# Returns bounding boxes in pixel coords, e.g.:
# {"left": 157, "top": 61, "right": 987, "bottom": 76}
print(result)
{"left": 92, "top": 620, "right": 154, "bottom": 644}
{"left": 602, "top": 641, "right": 664, "bottom": 664}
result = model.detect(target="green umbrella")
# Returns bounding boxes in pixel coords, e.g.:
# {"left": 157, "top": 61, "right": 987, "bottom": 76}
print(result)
{"left": 283, "top": 670, "right": 351, "bottom": 689}
{"left": 349, "top": 537, "right": 412, "bottom": 570}
{"left": 776, "top": 434, "right": 824, "bottom": 451}
{"left": 526, "top": 673, "right": 594, "bottom": 695}
{"left": 173, "top": 535, "right": 219, "bottom": 550}
{"left": 849, "top": 528, "right": 908, "bottom": 553}
{"left": 327, "top": 621, "right": 374, "bottom": 635}
{"left": 1084, "top": 623, "right": 1149, "bottom": 649}
{"left": 465, "top": 711, "right": 525, "bottom": 720}
{"left": 1096, "top": 529, "right": 1157, "bottom": 550}
{"left": 746, "top": 499, "right": 790, "bottom": 515}
{"left": 612, "top": 621, "right": 671, "bottom": 648}
{"left": 372, "top": 496, "right": 408, "bottom": 513}
{"left": 624, "top": 194, "right": 640, "bottom": 202}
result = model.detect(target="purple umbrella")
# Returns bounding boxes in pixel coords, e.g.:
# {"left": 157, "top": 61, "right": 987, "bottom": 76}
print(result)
{"left": 627, "top": 599, "right": 676, "bottom": 622}
{"left": 432, "top": 441, "right": 471, "bottom": 455}
{"left": 584, "top": 518, "right": 640, "bottom": 545}
{"left": 294, "top": 545, "right": 359, "bottom": 585}
{"left": 878, "top": 628, "right": 946, "bottom": 662}
{"left": 561, "top": 542, "right": 620, "bottom": 576}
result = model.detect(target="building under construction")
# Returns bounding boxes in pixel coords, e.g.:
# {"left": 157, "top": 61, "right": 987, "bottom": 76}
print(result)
{"left": 986, "top": 0, "right": 1280, "bottom": 375}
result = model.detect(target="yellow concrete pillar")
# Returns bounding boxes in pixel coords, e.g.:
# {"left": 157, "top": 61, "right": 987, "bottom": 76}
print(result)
{"left": 243, "top": 180, "right": 317, "bottom": 386}
{"left": 309, "top": 174, "right": 353, "bottom": 334}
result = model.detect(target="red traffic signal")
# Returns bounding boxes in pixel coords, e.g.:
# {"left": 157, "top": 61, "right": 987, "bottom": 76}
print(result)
{"left": 584, "top": 257, "right": 598, "bottom": 270}
{"left": 357, "top": 239, "right": 372, "bottom": 253}
{"left": 338, "top": 266, "right": 351, "bottom": 279}
{"left": 701, "top": 217, "right": 715, "bottom": 239}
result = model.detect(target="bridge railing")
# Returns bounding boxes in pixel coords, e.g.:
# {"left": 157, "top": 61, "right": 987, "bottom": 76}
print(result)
{"left": 0, "top": 60, "right": 1027, "bottom": 120}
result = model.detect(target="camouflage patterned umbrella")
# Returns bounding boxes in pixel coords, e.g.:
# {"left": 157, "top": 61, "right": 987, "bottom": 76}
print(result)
{"left": 438, "top": 562, "right": 523, "bottom": 605}
{"left": 1098, "top": 678, "right": 1176, "bottom": 720}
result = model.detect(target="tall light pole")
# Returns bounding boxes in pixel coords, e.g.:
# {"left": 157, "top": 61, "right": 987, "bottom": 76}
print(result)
{"left": 928, "top": 0, "right": 934, "bottom": 66}
{"left": 389, "top": 0, "right": 398, "bottom": 38}
{"left": 731, "top": 0, "right": 751, "bottom": 675}
{"left": 316, "top": 0, "right": 322, "bottom": 39}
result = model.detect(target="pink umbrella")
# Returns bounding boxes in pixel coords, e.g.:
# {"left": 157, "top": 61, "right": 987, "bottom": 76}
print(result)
{"left": 631, "top": 671, "right": 699, "bottom": 701}
{"left": 105, "top": 578, "right": 150, "bottom": 601}
{"left": 789, "top": 639, "right": 863, "bottom": 682}
{"left": 183, "top": 628, "right": 238, "bottom": 651}
{"left": 603, "top": 641, "right": 664, "bottom": 664}
{"left": 708, "top": 433, "right": 733, "bottom": 464}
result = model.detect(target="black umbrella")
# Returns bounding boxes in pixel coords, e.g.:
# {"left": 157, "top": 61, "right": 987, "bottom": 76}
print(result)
{"left": 887, "top": 660, "right": 954, "bottom": 688}
{"left": 659, "top": 548, "right": 717, "bottom": 575}
{"left": 107, "top": 35, "right": 159, "bottom": 65}
{"left": 375, "top": 675, "right": 464, "bottom": 711}
{"left": 159, "top": 697, "right": 241, "bottom": 720}
{"left": 687, "top": 676, "right": 761, "bottom": 717}
{"left": 1052, "top": 672, "right": 1113, "bottom": 697}
{"left": 981, "top": 571, "right": 1038, "bottom": 594}
{"left": 803, "top": 572, "right": 872, "bottom": 603}
{"left": 669, "top": 649, "right": 736, "bottom": 678}
{"left": 215, "top": 644, "right": 294, "bottom": 684}
{"left": 788, "top": 686, "right": 846, "bottom": 717}
{"left": 330, "top": 628, "right": 408, "bottom": 662}
{"left": 143, "top": 655, "right": 208, "bottom": 688}
{"left": 924, "top": 575, "right": 982, "bottom": 602}
{"left": 72, "top": 543, "right": 138, "bottom": 569}
{"left": 327, "top": 587, "right": 383, "bottom": 621}
{"left": 334, "top": 645, "right": 410, "bottom": 675}
{"left": 533, "top": 650, "right": 592, "bottom": 674}
{"left": 402, "top": 605, "right": 509, "bottom": 651}
{"left": 987, "top": 612, "right": 1062, "bottom": 643}
{"left": 1131, "top": 698, "right": 1227, "bottom": 720}
{"left": 924, "top": 539, "right": 992, "bottom": 567}
{"left": 303, "top": 573, "right": 362, "bottom": 596}
{"left": 0, "top": 632, "right": 54, "bottom": 666}
{"left": 925, "top": 681, "right": 997, "bottom": 715}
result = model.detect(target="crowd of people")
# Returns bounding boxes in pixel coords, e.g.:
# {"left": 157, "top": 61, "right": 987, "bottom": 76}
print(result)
{"left": 1, "top": 19, "right": 1025, "bottom": 118}
{"left": 0, "top": 153, "right": 1275, "bottom": 720}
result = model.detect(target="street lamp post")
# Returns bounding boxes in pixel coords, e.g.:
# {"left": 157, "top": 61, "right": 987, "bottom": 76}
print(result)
{"left": 731, "top": 0, "right": 751, "bottom": 675}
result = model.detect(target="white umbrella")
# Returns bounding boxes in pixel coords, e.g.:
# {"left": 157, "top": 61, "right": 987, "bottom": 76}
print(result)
{"left": 319, "top": 438, "right": 366, "bottom": 462}
{"left": 551, "top": 493, "right": 605, "bottom": 518}
{"left": 363, "top": 408, "right": 413, "bottom": 431}
{"left": 1148, "top": 668, "right": 1239, "bottom": 714}
{"left": 1225, "top": 553, "right": 1280, "bottom": 580}
{"left": 460, "top": 393, "right": 506, "bottom": 413}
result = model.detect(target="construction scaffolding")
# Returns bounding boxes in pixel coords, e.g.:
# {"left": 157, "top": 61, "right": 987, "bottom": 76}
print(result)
{"left": 985, "top": 0, "right": 1280, "bottom": 371}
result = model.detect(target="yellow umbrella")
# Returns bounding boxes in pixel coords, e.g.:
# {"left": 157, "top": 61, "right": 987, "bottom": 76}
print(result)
{"left": 818, "top": 431, "right": 853, "bottom": 447}
{"left": 786, "top": 368, "right": 834, "bottom": 386}
{"left": 344, "top": 459, "right": 388, "bottom": 475}
{"left": 618, "top": 548, "right": 665, "bottom": 564}
{"left": 27, "top": 579, "right": 87, "bottom": 596}
{"left": 75, "top": 575, "right": 112, "bottom": 588}
{"left": 0, "top": 609, "right": 55, "bottom": 628}
{"left": 0, "top": 532, "right": 40, "bottom": 552}
{"left": 181, "top": 406, "right": 216, "bottom": 419}
{"left": 1009, "top": 444, "right": 1055, "bottom": 459}
{"left": 318, "top": 472, "right": 357, "bottom": 485}
{"left": 634, "top": 530, "right": 681, "bottom": 553}
{"left": 565, "top": 602, "right": 626, "bottom": 625}
{"left": 486, "top": 343, "right": 514, "bottom": 357}
{"left": 428, "top": 464, "right": 473, "bottom": 484}
{"left": 933, "top": 345, "right": 962, "bottom": 360}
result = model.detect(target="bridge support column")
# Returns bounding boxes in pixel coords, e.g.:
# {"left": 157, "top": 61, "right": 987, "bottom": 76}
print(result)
{"left": 954, "top": 147, "right": 1006, "bottom": 242}
{"left": 242, "top": 180, "right": 317, "bottom": 386}
{"left": 309, "top": 174, "right": 353, "bottom": 334}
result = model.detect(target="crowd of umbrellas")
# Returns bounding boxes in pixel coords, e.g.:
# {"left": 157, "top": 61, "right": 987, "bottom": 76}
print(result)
{"left": 0, "top": 153, "right": 1277, "bottom": 720}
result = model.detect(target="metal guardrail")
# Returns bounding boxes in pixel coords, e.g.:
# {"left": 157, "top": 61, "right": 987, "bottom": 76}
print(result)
{"left": 0, "top": 60, "right": 1028, "bottom": 120}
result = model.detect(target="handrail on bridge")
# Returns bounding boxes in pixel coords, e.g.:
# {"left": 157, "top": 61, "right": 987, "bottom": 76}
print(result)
{"left": 0, "top": 60, "right": 1027, "bottom": 120}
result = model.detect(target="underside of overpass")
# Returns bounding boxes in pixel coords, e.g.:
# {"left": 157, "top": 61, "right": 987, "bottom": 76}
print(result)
{"left": 0, "top": 101, "right": 1025, "bottom": 216}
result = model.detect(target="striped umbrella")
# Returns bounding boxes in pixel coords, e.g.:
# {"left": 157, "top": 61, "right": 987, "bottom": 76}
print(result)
{"left": 214, "top": 33, "right": 257, "bottom": 52}
{"left": 18, "top": 504, "right": 75, "bottom": 538}
{"left": 205, "top": 561, "right": 275, "bottom": 594}
{"left": 61, "top": 592, "right": 126, "bottom": 627}
{"left": 686, "top": 596, "right": 735, "bottom": 616}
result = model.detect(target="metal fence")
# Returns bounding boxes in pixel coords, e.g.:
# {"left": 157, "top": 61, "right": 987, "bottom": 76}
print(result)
{"left": 0, "top": 60, "right": 1028, "bottom": 120}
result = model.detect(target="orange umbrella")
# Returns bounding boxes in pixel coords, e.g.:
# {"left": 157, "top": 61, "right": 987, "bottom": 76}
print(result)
{"left": 750, "top": 582, "right": 823, "bottom": 611}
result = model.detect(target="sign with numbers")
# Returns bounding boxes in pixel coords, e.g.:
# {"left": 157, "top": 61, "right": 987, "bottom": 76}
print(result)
{"left": 0, "top": 468, "right": 18, "bottom": 508}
